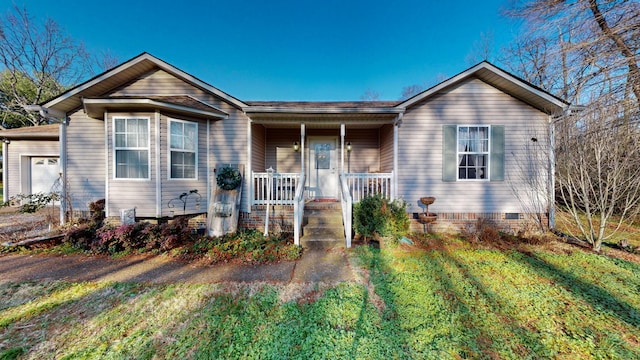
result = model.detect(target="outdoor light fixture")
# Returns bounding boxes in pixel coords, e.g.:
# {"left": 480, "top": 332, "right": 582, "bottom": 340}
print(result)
{"left": 293, "top": 141, "right": 300, "bottom": 151}
{"left": 346, "top": 142, "right": 352, "bottom": 152}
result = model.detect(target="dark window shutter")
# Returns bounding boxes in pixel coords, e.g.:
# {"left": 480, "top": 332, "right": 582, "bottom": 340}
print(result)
{"left": 442, "top": 125, "right": 457, "bottom": 181}
{"left": 490, "top": 125, "right": 505, "bottom": 181}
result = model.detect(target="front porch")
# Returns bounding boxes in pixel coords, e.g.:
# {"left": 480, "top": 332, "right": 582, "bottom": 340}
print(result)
{"left": 244, "top": 104, "right": 402, "bottom": 248}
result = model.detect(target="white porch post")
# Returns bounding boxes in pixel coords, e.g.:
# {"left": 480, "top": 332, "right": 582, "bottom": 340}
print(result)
{"left": 393, "top": 114, "right": 402, "bottom": 200}
{"left": 340, "top": 123, "right": 345, "bottom": 174}
{"left": 300, "top": 123, "right": 305, "bottom": 174}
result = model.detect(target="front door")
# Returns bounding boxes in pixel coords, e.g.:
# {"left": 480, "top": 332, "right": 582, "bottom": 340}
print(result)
{"left": 308, "top": 137, "right": 338, "bottom": 199}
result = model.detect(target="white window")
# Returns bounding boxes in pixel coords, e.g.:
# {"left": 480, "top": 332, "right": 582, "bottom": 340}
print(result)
{"left": 114, "top": 117, "right": 149, "bottom": 179}
{"left": 169, "top": 119, "right": 197, "bottom": 179}
{"left": 457, "top": 125, "right": 489, "bottom": 180}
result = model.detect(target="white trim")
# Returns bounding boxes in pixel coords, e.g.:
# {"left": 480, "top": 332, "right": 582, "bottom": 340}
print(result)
{"left": 2, "top": 142, "right": 8, "bottom": 202}
{"left": 456, "top": 125, "right": 491, "bottom": 182}
{"left": 104, "top": 111, "right": 109, "bottom": 217}
{"left": 393, "top": 114, "right": 400, "bottom": 200}
{"left": 167, "top": 118, "right": 198, "bottom": 180}
{"left": 83, "top": 97, "right": 228, "bottom": 119}
{"left": 246, "top": 118, "right": 252, "bottom": 213}
{"left": 155, "top": 111, "right": 161, "bottom": 217}
{"left": 207, "top": 120, "right": 211, "bottom": 214}
{"left": 59, "top": 120, "right": 67, "bottom": 224}
{"left": 112, "top": 116, "right": 152, "bottom": 180}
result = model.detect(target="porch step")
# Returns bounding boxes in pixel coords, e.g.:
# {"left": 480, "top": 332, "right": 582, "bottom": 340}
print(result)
{"left": 301, "top": 207, "right": 345, "bottom": 249}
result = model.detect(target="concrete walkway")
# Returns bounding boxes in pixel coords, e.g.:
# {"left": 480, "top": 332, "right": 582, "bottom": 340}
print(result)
{"left": 0, "top": 247, "right": 356, "bottom": 284}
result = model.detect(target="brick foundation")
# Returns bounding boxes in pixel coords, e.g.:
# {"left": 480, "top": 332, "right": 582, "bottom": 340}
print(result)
{"left": 239, "top": 205, "right": 295, "bottom": 233}
{"left": 411, "top": 212, "right": 549, "bottom": 234}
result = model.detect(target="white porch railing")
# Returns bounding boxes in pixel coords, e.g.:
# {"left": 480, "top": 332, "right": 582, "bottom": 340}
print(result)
{"left": 339, "top": 174, "right": 353, "bottom": 248}
{"left": 252, "top": 172, "right": 302, "bottom": 205}
{"left": 293, "top": 173, "right": 306, "bottom": 246}
{"left": 342, "top": 172, "right": 393, "bottom": 203}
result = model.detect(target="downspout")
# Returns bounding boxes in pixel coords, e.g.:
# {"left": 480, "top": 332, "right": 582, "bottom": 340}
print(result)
{"left": 548, "top": 114, "right": 557, "bottom": 230}
{"left": 104, "top": 111, "right": 109, "bottom": 218}
{"left": 247, "top": 117, "right": 252, "bottom": 213}
{"left": 207, "top": 120, "right": 211, "bottom": 214}
{"left": 155, "top": 110, "right": 161, "bottom": 217}
{"left": 59, "top": 119, "right": 68, "bottom": 225}
{"left": 2, "top": 140, "right": 8, "bottom": 201}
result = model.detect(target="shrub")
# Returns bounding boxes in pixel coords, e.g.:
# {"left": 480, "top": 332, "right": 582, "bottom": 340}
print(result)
{"left": 462, "top": 218, "right": 500, "bottom": 243}
{"left": 353, "top": 194, "right": 410, "bottom": 241}
{"left": 1, "top": 192, "right": 59, "bottom": 213}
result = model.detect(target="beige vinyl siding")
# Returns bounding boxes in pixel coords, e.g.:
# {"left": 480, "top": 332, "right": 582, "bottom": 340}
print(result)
{"left": 66, "top": 111, "right": 106, "bottom": 211}
{"left": 5, "top": 140, "right": 59, "bottom": 199}
{"left": 343, "top": 128, "right": 380, "bottom": 173}
{"left": 398, "top": 78, "right": 549, "bottom": 215}
{"left": 265, "top": 128, "right": 301, "bottom": 173}
{"left": 251, "top": 124, "right": 266, "bottom": 172}
{"left": 379, "top": 124, "right": 394, "bottom": 172}
{"left": 109, "top": 68, "right": 251, "bottom": 212}
{"left": 106, "top": 112, "right": 156, "bottom": 217}
{"left": 209, "top": 111, "right": 249, "bottom": 211}
{"left": 160, "top": 114, "right": 208, "bottom": 217}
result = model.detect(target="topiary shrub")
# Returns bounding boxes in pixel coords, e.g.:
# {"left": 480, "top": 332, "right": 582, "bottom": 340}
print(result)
{"left": 353, "top": 194, "right": 409, "bottom": 242}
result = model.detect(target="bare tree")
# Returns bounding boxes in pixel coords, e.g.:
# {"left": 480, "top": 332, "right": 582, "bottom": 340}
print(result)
{"left": 360, "top": 89, "right": 380, "bottom": 101}
{"left": 400, "top": 84, "right": 425, "bottom": 100}
{"left": 555, "top": 98, "right": 640, "bottom": 251}
{"left": 500, "top": 0, "right": 640, "bottom": 250}
{"left": 502, "top": 0, "right": 640, "bottom": 107}
{"left": 466, "top": 31, "right": 496, "bottom": 65}
{"left": 0, "top": 5, "right": 106, "bottom": 128}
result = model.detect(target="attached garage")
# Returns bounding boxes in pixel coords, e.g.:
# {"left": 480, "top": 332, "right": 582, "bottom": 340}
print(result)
{"left": 0, "top": 124, "right": 60, "bottom": 201}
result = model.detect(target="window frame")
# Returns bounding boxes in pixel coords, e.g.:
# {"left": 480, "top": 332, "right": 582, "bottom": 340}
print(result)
{"left": 168, "top": 118, "right": 198, "bottom": 180}
{"left": 456, "top": 125, "right": 491, "bottom": 181}
{"left": 113, "top": 116, "right": 151, "bottom": 180}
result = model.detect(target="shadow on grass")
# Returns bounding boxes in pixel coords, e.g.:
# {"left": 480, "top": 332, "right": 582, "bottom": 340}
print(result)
{"left": 508, "top": 251, "right": 640, "bottom": 329}
{"left": 434, "top": 247, "right": 550, "bottom": 357}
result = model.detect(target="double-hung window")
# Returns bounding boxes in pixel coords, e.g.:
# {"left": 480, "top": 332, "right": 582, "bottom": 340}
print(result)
{"left": 114, "top": 117, "right": 149, "bottom": 179}
{"left": 457, "top": 126, "right": 489, "bottom": 180}
{"left": 443, "top": 124, "right": 504, "bottom": 182}
{"left": 169, "top": 119, "right": 197, "bottom": 179}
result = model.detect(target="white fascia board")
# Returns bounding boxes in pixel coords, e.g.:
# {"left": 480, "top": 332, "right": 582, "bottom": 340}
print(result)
{"left": 83, "top": 98, "right": 229, "bottom": 119}
{"left": 245, "top": 106, "right": 403, "bottom": 115}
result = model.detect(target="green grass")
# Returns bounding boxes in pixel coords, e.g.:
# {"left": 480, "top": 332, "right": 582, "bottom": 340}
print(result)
{"left": 1, "top": 238, "right": 639, "bottom": 359}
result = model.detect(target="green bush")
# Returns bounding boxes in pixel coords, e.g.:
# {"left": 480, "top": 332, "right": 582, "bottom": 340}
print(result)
{"left": 353, "top": 194, "right": 409, "bottom": 241}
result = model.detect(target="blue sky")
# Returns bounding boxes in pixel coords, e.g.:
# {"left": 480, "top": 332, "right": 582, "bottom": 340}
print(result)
{"left": 8, "top": 0, "right": 520, "bottom": 101}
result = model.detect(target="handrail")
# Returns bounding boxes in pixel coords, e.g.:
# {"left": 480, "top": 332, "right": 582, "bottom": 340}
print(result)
{"left": 293, "top": 172, "right": 306, "bottom": 246}
{"left": 343, "top": 172, "right": 393, "bottom": 202}
{"left": 339, "top": 173, "right": 353, "bottom": 248}
{"left": 252, "top": 172, "right": 301, "bottom": 205}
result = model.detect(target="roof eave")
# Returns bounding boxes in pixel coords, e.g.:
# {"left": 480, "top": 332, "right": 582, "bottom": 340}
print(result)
{"left": 83, "top": 98, "right": 229, "bottom": 119}
{"left": 244, "top": 106, "right": 403, "bottom": 115}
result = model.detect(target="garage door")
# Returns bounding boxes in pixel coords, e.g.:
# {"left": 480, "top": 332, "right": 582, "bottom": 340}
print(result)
{"left": 31, "top": 157, "right": 59, "bottom": 194}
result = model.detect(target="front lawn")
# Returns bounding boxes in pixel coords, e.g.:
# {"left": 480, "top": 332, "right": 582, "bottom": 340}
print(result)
{"left": 1, "top": 236, "right": 638, "bottom": 358}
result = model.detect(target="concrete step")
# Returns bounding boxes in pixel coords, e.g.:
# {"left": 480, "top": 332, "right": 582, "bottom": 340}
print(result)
{"left": 301, "top": 206, "right": 345, "bottom": 249}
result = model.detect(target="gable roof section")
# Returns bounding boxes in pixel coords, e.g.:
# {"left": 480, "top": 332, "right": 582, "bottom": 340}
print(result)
{"left": 43, "top": 52, "right": 247, "bottom": 114}
{"left": 397, "top": 61, "right": 569, "bottom": 115}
